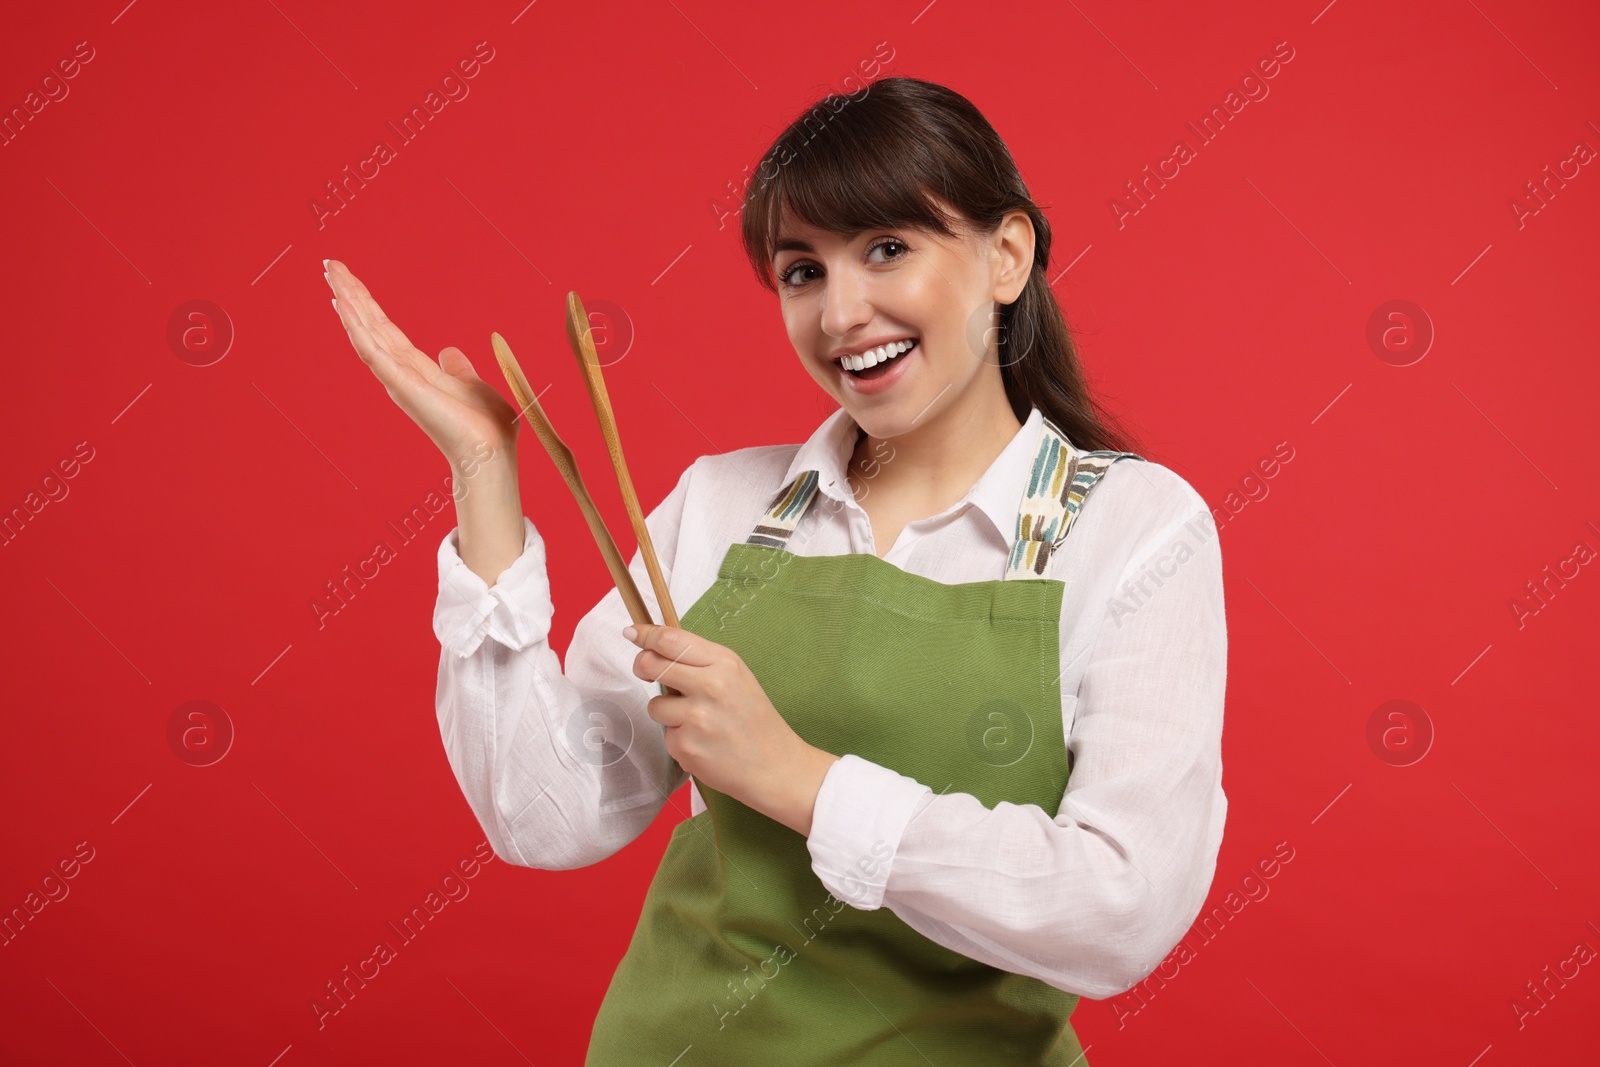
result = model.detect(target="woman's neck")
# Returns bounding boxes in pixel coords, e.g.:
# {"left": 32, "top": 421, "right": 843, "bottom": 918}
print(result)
{"left": 846, "top": 390, "right": 1025, "bottom": 513}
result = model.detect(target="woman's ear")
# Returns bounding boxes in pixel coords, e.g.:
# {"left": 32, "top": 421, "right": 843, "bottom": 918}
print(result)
{"left": 991, "top": 209, "right": 1035, "bottom": 304}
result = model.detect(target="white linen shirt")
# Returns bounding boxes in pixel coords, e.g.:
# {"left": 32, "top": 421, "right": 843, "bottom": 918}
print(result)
{"left": 432, "top": 403, "right": 1228, "bottom": 999}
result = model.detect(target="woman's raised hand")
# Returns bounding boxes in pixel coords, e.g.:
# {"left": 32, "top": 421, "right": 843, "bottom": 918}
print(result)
{"left": 325, "top": 259, "right": 518, "bottom": 469}
{"left": 326, "top": 258, "right": 528, "bottom": 585}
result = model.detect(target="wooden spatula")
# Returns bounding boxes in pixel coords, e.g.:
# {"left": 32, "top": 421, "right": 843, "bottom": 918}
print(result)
{"left": 489, "top": 308, "right": 679, "bottom": 697}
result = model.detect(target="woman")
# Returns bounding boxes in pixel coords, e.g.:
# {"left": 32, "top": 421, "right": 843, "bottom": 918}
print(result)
{"left": 329, "top": 76, "right": 1226, "bottom": 1065}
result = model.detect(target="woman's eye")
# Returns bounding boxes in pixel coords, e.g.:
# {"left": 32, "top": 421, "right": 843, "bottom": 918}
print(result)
{"left": 780, "top": 263, "right": 820, "bottom": 288}
{"left": 868, "top": 238, "right": 908, "bottom": 262}
{"left": 779, "top": 238, "right": 909, "bottom": 289}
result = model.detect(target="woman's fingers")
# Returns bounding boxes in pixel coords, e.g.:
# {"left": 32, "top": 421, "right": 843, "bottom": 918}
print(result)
{"left": 438, "top": 346, "right": 483, "bottom": 384}
{"left": 326, "top": 263, "right": 442, "bottom": 399}
{"left": 325, "top": 259, "right": 519, "bottom": 463}
{"left": 326, "top": 260, "right": 426, "bottom": 373}
{"left": 333, "top": 297, "right": 442, "bottom": 423}
{"left": 331, "top": 291, "right": 400, "bottom": 375}
{"left": 324, "top": 263, "right": 475, "bottom": 403}
{"left": 627, "top": 624, "right": 720, "bottom": 668}
{"left": 635, "top": 649, "right": 699, "bottom": 690}
{"left": 627, "top": 624, "right": 727, "bottom": 693}
{"left": 644, "top": 687, "right": 686, "bottom": 719}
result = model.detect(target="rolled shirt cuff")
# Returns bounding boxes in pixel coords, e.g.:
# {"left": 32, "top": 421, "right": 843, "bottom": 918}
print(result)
{"left": 433, "top": 517, "right": 553, "bottom": 657}
{"left": 805, "top": 754, "right": 931, "bottom": 911}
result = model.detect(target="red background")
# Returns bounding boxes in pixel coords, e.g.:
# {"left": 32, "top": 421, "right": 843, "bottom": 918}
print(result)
{"left": 3, "top": 0, "right": 1597, "bottom": 1063}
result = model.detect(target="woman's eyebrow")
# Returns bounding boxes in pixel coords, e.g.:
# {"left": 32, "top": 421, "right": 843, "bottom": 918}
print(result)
{"left": 773, "top": 230, "right": 867, "bottom": 259}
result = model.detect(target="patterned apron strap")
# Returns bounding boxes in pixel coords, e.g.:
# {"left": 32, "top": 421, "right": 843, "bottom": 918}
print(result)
{"left": 1006, "top": 417, "right": 1144, "bottom": 579}
{"left": 744, "top": 420, "right": 1140, "bottom": 574}
{"left": 745, "top": 469, "right": 822, "bottom": 549}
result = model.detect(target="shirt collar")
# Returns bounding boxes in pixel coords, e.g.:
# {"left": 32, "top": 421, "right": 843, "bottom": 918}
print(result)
{"left": 777, "top": 404, "right": 1046, "bottom": 543}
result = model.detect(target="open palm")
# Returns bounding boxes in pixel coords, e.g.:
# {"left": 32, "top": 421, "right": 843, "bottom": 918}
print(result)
{"left": 325, "top": 258, "right": 518, "bottom": 466}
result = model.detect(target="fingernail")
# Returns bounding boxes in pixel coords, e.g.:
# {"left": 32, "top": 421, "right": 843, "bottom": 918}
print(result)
{"left": 322, "top": 258, "right": 330, "bottom": 270}
{"left": 622, "top": 625, "right": 638, "bottom": 641}
{"left": 331, "top": 297, "right": 340, "bottom": 314}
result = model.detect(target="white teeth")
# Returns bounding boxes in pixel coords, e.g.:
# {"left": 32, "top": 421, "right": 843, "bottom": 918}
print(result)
{"left": 844, "top": 339, "right": 915, "bottom": 371}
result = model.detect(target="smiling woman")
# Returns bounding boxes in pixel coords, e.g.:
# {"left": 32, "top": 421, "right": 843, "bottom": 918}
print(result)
{"left": 743, "top": 82, "right": 1139, "bottom": 484}
{"left": 332, "top": 73, "right": 1228, "bottom": 1067}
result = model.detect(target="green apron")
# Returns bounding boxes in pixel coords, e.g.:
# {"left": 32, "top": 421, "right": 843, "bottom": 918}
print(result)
{"left": 586, "top": 415, "right": 1142, "bottom": 1065}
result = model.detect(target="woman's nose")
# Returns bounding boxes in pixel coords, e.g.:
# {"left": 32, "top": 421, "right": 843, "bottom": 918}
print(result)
{"left": 819, "top": 266, "right": 874, "bottom": 340}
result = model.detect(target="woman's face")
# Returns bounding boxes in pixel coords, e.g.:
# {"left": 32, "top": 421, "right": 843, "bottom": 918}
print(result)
{"left": 770, "top": 194, "right": 1033, "bottom": 440}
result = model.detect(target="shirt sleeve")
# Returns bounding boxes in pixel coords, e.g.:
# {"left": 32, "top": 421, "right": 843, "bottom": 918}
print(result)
{"left": 803, "top": 474, "right": 1228, "bottom": 999}
{"left": 432, "top": 463, "right": 695, "bottom": 870}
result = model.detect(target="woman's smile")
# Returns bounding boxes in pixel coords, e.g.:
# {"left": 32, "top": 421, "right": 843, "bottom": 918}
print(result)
{"left": 836, "top": 337, "right": 919, "bottom": 394}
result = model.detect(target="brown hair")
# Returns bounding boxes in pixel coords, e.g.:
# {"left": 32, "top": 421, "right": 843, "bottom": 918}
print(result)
{"left": 738, "top": 76, "right": 1144, "bottom": 456}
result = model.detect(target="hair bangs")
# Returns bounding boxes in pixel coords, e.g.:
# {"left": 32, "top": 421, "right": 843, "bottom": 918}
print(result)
{"left": 733, "top": 76, "right": 1145, "bottom": 456}
{"left": 742, "top": 93, "right": 962, "bottom": 292}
